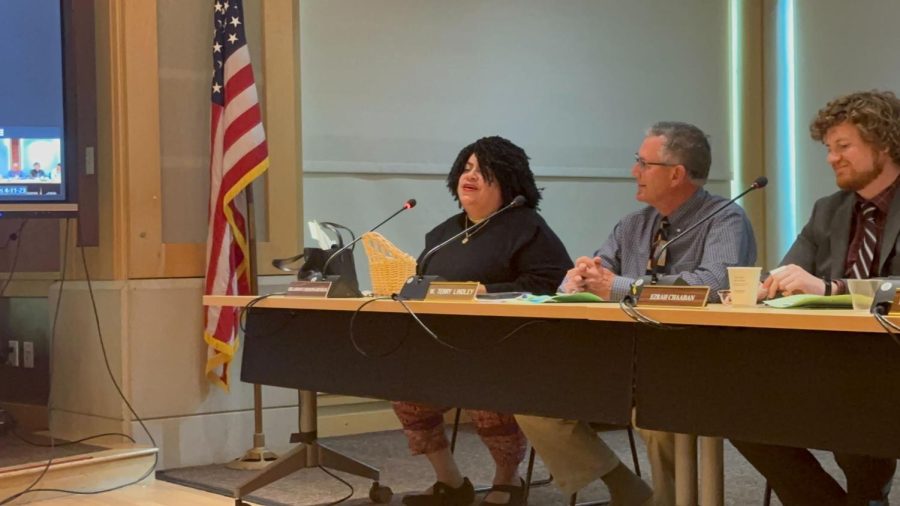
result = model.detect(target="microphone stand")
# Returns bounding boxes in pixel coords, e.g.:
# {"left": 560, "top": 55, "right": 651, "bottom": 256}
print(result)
{"left": 650, "top": 177, "right": 767, "bottom": 284}
{"left": 398, "top": 196, "right": 526, "bottom": 300}
{"left": 622, "top": 177, "right": 768, "bottom": 307}
{"left": 317, "top": 200, "right": 416, "bottom": 298}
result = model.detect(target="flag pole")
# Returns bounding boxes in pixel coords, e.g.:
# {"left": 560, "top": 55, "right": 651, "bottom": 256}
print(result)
{"left": 226, "top": 183, "right": 277, "bottom": 470}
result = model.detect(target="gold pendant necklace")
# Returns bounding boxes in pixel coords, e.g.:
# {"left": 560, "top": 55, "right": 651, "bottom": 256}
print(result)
{"left": 462, "top": 215, "right": 487, "bottom": 244}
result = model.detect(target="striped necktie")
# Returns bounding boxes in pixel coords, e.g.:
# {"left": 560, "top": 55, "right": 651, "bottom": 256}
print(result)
{"left": 850, "top": 202, "right": 878, "bottom": 279}
{"left": 646, "top": 216, "right": 671, "bottom": 275}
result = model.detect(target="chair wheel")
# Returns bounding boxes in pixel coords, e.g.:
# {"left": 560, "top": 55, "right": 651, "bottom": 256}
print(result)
{"left": 369, "top": 481, "right": 393, "bottom": 503}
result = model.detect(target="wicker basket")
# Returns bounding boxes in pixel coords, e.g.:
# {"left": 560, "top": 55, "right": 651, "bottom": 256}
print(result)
{"left": 361, "top": 232, "right": 417, "bottom": 296}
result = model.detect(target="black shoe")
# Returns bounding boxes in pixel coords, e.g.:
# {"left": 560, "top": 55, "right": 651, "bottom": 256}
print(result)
{"left": 402, "top": 477, "right": 475, "bottom": 506}
{"left": 479, "top": 478, "right": 525, "bottom": 506}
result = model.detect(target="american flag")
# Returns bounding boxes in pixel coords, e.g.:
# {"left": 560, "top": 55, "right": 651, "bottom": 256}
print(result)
{"left": 204, "top": 0, "right": 269, "bottom": 391}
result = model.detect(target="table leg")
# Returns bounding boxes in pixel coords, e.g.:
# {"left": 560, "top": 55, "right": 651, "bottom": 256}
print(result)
{"left": 699, "top": 436, "right": 724, "bottom": 506}
{"left": 234, "top": 390, "right": 382, "bottom": 500}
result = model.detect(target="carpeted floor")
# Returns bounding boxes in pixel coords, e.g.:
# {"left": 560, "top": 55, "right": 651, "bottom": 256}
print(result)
{"left": 157, "top": 426, "right": 900, "bottom": 506}
{"left": 0, "top": 431, "right": 105, "bottom": 469}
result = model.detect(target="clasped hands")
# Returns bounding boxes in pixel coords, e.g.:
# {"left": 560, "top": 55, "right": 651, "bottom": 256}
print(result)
{"left": 563, "top": 259, "right": 828, "bottom": 302}
{"left": 759, "top": 264, "right": 828, "bottom": 300}
{"left": 563, "top": 256, "right": 615, "bottom": 299}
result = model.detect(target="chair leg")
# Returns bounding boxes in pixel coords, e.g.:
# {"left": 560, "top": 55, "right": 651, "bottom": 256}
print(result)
{"left": 524, "top": 447, "right": 536, "bottom": 502}
{"left": 626, "top": 426, "right": 642, "bottom": 478}
{"left": 449, "top": 408, "right": 462, "bottom": 453}
{"left": 763, "top": 481, "right": 772, "bottom": 506}
{"left": 523, "top": 446, "right": 554, "bottom": 502}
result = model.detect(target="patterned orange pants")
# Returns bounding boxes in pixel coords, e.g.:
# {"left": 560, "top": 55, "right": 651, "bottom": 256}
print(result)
{"left": 392, "top": 401, "right": 526, "bottom": 467}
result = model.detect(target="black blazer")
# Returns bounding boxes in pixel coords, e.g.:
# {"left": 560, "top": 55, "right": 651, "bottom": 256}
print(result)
{"left": 781, "top": 188, "right": 900, "bottom": 278}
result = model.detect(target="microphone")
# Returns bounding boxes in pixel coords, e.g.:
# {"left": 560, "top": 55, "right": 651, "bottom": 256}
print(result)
{"left": 398, "top": 195, "right": 527, "bottom": 300}
{"left": 649, "top": 176, "right": 767, "bottom": 285}
{"left": 317, "top": 198, "right": 416, "bottom": 297}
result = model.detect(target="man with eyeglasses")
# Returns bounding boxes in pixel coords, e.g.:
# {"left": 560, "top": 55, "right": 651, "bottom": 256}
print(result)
{"left": 516, "top": 121, "right": 757, "bottom": 506}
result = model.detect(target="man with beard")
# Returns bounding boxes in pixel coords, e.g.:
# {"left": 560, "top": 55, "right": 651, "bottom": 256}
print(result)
{"left": 733, "top": 89, "right": 900, "bottom": 506}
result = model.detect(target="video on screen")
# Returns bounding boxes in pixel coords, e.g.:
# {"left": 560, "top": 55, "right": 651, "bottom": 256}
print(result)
{"left": 0, "top": 0, "right": 68, "bottom": 205}
{"left": 0, "top": 134, "right": 64, "bottom": 200}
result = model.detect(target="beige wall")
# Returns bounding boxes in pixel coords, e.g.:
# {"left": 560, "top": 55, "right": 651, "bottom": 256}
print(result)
{"left": 300, "top": 0, "right": 757, "bottom": 270}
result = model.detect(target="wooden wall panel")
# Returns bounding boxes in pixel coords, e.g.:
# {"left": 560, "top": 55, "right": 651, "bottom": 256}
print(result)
{"left": 100, "top": 0, "right": 301, "bottom": 281}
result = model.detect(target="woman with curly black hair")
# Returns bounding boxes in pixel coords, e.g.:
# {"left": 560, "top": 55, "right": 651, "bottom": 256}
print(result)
{"left": 394, "top": 136, "right": 572, "bottom": 506}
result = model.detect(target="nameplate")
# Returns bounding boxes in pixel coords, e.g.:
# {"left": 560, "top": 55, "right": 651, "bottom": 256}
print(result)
{"left": 890, "top": 290, "right": 900, "bottom": 316}
{"left": 636, "top": 285, "right": 710, "bottom": 308}
{"left": 424, "top": 282, "right": 479, "bottom": 301}
{"left": 286, "top": 280, "right": 332, "bottom": 298}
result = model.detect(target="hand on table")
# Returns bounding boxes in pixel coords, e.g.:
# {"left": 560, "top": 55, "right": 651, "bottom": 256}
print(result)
{"left": 762, "top": 264, "right": 826, "bottom": 299}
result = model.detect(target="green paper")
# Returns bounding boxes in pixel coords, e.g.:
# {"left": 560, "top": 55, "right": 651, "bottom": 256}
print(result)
{"left": 521, "top": 292, "right": 607, "bottom": 303}
{"left": 762, "top": 294, "right": 852, "bottom": 309}
{"left": 550, "top": 292, "right": 606, "bottom": 303}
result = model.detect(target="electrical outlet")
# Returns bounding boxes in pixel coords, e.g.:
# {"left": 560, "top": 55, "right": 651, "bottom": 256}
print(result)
{"left": 7, "top": 340, "right": 19, "bottom": 367}
{"left": 22, "top": 341, "right": 34, "bottom": 368}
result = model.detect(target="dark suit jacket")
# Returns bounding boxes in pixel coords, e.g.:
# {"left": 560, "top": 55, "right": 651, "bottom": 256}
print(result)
{"left": 781, "top": 188, "right": 900, "bottom": 278}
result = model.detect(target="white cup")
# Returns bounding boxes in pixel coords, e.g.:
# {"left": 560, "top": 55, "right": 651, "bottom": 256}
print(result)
{"left": 847, "top": 279, "right": 881, "bottom": 311}
{"left": 727, "top": 266, "right": 762, "bottom": 307}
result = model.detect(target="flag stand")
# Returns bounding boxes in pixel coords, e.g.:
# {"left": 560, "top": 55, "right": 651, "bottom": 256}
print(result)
{"left": 227, "top": 184, "right": 278, "bottom": 470}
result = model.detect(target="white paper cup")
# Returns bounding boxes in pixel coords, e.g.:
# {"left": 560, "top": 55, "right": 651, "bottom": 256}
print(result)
{"left": 727, "top": 266, "right": 762, "bottom": 307}
{"left": 847, "top": 279, "right": 881, "bottom": 311}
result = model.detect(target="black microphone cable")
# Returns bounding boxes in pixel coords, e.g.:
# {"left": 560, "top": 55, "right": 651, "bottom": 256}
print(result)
{"left": 871, "top": 308, "right": 900, "bottom": 349}
{"left": 316, "top": 464, "right": 356, "bottom": 505}
{"left": 391, "top": 295, "right": 550, "bottom": 353}
{"left": 0, "top": 218, "right": 28, "bottom": 298}
{"left": 618, "top": 296, "right": 684, "bottom": 331}
{"left": 237, "top": 290, "right": 290, "bottom": 338}
{"left": 348, "top": 296, "right": 404, "bottom": 358}
{"left": 347, "top": 294, "right": 550, "bottom": 357}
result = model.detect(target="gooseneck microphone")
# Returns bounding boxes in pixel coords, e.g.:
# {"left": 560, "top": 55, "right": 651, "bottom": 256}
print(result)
{"left": 320, "top": 198, "right": 416, "bottom": 276}
{"left": 649, "top": 176, "right": 767, "bottom": 285}
{"left": 417, "top": 195, "right": 526, "bottom": 277}
{"left": 315, "top": 198, "right": 416, "bottom": 297}
{"left": 398, "top": 195, "right": 527, "bottom": 300}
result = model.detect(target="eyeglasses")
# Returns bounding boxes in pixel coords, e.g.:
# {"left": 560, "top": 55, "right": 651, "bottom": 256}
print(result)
{"left": 634, "top": 153, "right": 676, "bottom": 171}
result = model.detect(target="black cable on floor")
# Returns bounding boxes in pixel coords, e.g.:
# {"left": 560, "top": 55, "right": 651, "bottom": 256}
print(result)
{"left": 0, "top": 219, "right": 158, "bottom": 505}
{"left": 318, "top": 465, "right": 355, "bottom": 505}
{"left": 11, "top": 430, "right": 137, "bottom": 448}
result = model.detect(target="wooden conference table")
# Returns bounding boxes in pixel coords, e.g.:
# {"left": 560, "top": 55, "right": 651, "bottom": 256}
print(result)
{"left": 204, "top": 295, "right": 900, "bottom": 506}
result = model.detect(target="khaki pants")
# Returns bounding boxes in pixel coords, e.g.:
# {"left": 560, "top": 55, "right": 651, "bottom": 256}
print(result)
{"left": 516, "top": 414, "right": 683, "bottom": 506}
{"left": 516, "top": 415, "right": 621, "bottom": 495}
{"left": 634, "top": 427, "right": 689, "bottom": 506}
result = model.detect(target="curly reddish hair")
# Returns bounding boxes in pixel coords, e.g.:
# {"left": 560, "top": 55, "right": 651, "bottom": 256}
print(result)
{"left": 810, "top": 90, "right": 900, "bottom": 165}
